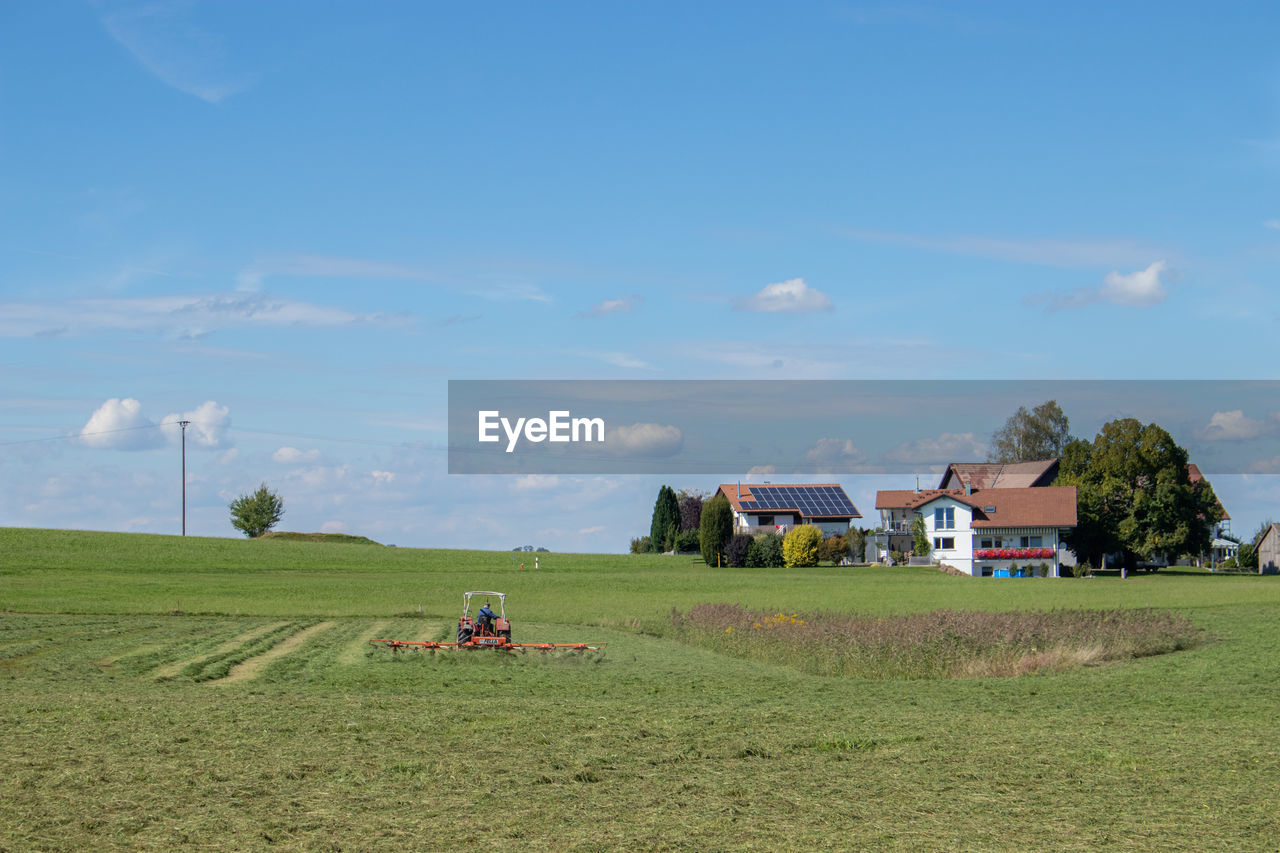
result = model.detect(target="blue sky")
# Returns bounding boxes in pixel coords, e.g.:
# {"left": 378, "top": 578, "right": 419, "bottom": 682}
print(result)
{"left": 2, "top": 1, "right": 1278, "bottom": 550}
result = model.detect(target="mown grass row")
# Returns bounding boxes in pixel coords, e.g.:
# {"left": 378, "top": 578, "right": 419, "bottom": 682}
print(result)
{"left": 173, "top": 621, "right": 318, "bottom": 683}
{"left": 664, "top": 603, "right": 1203, "bottom": 678}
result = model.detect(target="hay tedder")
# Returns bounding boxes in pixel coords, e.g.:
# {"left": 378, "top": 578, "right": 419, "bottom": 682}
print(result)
{"left": 370, "top": 591, "right": 605, "bottom": 654}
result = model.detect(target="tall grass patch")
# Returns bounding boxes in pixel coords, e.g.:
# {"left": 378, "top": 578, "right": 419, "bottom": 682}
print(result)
{"left": 667, "top": 604, "right": 1203, "bottom": 678}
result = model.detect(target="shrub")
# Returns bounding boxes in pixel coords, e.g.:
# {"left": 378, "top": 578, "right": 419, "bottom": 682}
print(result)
{"left": 674, "top": 529, "right": 700, "bottom": 553}
{"left": 725, "top": 534, "right": 754, "bottom": 568}
{"left": 1070, "top": 561, "right": 1093, "bottom": 579}
{"left": 699, "top": 494, "right": 732, "bottom": 566}
{"left": 746, "top": 533, "right": 784, "bottom": 568}
{"left": 817, "top": 535, "right": 848, "bottom": 565}
{"left": 629, "top": 535, "right": 652, "bottom": 554}
{"left": 782, "top": 525, "right": 822, "bottom": 568}
{"left": 844, "top": 527, "right": 866, "bottom": 563}
{"left": 911, "top": 516, "right": 931, "bottom": 557}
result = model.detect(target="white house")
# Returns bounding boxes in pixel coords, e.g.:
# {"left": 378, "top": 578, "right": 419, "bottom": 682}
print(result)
{"left": 715, "top": 483, "right": 860, "bottom": 538}
{"left": 874, "top": 486, "right": 1077, "bottom": 577}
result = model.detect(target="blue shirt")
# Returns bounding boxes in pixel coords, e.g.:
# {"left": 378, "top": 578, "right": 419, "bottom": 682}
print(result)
{"left": 478, "top": 605, "right": 495, "bottom": 621}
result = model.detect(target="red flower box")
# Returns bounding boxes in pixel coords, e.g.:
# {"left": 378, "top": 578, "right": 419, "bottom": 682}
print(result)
{"left": 1040, "top": 547, "right": 1054, "bottom": 559}
{"left": 999, "top": 548, "right": 1013, "bottom": 559}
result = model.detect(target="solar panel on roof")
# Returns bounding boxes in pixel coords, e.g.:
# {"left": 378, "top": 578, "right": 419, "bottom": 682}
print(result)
{"left": 742, "top": 485, "right": 858, "bottom": 519}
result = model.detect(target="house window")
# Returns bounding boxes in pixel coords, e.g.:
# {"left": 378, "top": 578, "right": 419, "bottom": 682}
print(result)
{"left": 980, "top": 538, "right": 993, "bottom": 549}
{"left": 759, "top": 515, "right": 773, "bottom": 526}
{"left": 933, "top": 537, "right": 955, "bottom": 550}
{"left": 934, "top": 507, "right": 955, "bottom": 529}
{"left": 1020, "top": 536, "right": 1043, "bottom": 547}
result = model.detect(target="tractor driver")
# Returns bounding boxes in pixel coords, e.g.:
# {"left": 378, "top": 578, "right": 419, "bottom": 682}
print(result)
{"left": 477, "top": 600, "right": 496, "bottom": 632}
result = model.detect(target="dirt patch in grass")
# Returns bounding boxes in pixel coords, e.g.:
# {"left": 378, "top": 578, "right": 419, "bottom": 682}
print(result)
{"left": 667, "top": 605, "right": 1203, "bottom": 679}
{"left": 218, "top": 622, "right": 335, "bottom": 684}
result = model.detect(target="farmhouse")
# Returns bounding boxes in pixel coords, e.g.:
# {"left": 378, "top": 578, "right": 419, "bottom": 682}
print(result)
{"left": 1258, "top": 523, "right": 1280, "bottom": 574}
{"left": 874, "top": 486, "right": 1077, "bottom": 577}
{"left": 715, "top": 483, "right": 861, "bottom": 538}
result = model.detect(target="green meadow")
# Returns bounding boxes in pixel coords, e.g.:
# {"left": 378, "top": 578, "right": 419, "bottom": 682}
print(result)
{"left": 2, "top": 527, "right": 1279, "bottom": 850}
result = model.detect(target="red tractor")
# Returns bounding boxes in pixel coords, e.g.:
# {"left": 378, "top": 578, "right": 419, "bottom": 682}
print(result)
{"left": 456, "top": 590, "right": 512, "bottom": 647}
{"left": 370, "top": 590, "right": 604, "bottom": 653}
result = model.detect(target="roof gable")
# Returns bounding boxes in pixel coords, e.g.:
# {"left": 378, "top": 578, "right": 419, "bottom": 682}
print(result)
{"left": 938, "top": 459, "right": 1059, "bottom": 490}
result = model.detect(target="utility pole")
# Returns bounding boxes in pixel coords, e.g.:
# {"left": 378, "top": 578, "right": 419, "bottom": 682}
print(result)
{"left": 179, "top": 420, "right": 191, "bottom": 536}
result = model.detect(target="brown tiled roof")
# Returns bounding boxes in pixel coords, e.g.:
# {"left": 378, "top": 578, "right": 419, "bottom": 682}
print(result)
{"left": 938, "top": 459, "right": 1059, "bottom": 490}
{"left": 875, "top": 486, "right": 1077, "bottom": 528}
{"left": 875, "top": 489, "right": 968, "bottom": 510}
{"left": 1188, "top": 463, "right": 1230, "bottom": 519}
{"left": 714, "top": 483, "right": 859, "bottom": 518}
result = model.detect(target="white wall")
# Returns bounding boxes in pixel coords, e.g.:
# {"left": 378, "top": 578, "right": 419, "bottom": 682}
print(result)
{"left": 923, "top": 496, "right": 974, "bottom": 575}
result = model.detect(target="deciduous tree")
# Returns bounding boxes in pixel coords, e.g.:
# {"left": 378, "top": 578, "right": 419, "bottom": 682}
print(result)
{"left": 229, "top": 483, "right": 284, "bottom": 539}
{"left": 1055, "top": 419, "right": 1221, "bottom": 571}
{"left": 989, "top": 400, "right": 1072, "bottom": 463}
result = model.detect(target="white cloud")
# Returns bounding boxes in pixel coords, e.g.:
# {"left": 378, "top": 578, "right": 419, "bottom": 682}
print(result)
{"left": 370, "top": 470, "right": 396, "bottom": 484}
{"left": 803, "top": 438, "right": 868, "bottom": 473}
{"left": 577, "top": 295, "right": 641, "bottom": 318}
{"left": 79, "top": 398, "right": 164, "bottom": 450}
{"left": 236, "top": 255, "right": 439, "bottom": 292}
{"left": 745, "top": 465, "right": 777, "bottom": 479}
{"left": 320, "top": 520, "right": 347, "bottom": 533}
{"left": 843, "top": 228, "right": 1167, "bottom": 268}
{"left": 161, "top": 400, "right": 230, "bottom": 448}
{"left": 1034, "top": 260, "right": 1170, "bottom": 311}
{"left": 1100, "top": 260, "right": 1169, "bottom": 306}
{"left": 1265, "top": 220, "right": 1280, "bottom": 231}
{"left": 1250, "top": 456, "right": 1280, "bottom": 474}
{"left": 884, "top": 432, "right": 986, "bottom": 464}
{"left": 0, "top": 293, "right": 405, "bottom": 339}
{"left": 737, "top": 278, "right": 834, "bottom": 313}
{"left": 273, "top": 446, "right": 321, "bottom": 464}
{"left": 578, "top": 525, "right": 606, "bottom": 535}
{"left": 513, "top": 474, "right": 561, "bottom": 491}
{"left": 604, "top": 422, "right": 683, "bottom": 457}
{"left": 600, "top": 352, "right": 650, "bottom": 369}
{"left": 1199, "top": 410, "right": 1269, "bottom": 441}
{"left": 101, "top": 3, "right": 254, "bottom": 104}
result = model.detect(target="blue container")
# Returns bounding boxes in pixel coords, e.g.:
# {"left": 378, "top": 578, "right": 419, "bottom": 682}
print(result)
{"left": 993, "top": 569, "right": 1011, "bottom": 578}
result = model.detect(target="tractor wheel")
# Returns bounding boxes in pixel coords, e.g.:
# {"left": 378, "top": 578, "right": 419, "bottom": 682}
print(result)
{"left": 457, "top": 626, "right": 472, "bottom": 644}
{"left": 499, "top": 629, "right": 511, "bottom": 642}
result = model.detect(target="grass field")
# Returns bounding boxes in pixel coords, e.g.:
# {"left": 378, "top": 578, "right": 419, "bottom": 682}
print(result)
{"left": 2, "top": 527, "right": 1279, "bottom": 850}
